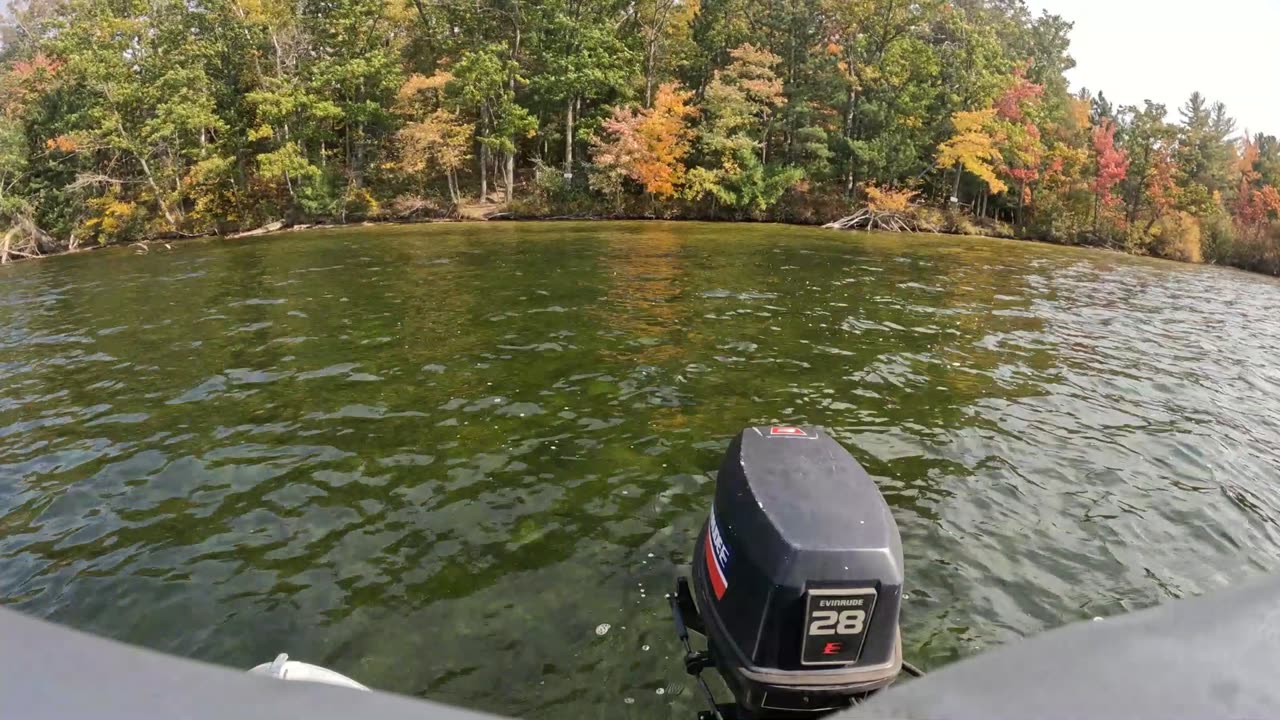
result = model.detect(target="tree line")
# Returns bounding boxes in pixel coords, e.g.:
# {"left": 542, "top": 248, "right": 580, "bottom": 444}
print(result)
{"left": 2, "top": 0, "right": 1279, "bottom": 273}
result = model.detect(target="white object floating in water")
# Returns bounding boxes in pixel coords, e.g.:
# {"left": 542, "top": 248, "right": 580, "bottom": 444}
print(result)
{"left": 624, "top": 698, "right": 635, "bottom": 705}
{"left": 596, "top": 623, "right": 611, "bottom": 636}
{"left": 248, "top": 653, "right": 369, "bottom": 691}
{"left": 642, "top": 645, "right": 650, "bottom": 652}
{"left": 656, "top": 687, "right": 666, "bottom": 695}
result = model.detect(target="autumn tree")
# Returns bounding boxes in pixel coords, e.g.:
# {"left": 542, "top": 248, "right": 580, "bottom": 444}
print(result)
{"left": 0, "top": 51, "right": 59, "bottom": 258}
{"left": 938, "top": 109, "right": 1007, "bottom": 204}
{"left": 395, "top": 73, "right": 473, "bottom": 204}
{"left": 1232, "top": 134, "right": 1280, "bottom": 241}
{"left": 1117, "top": 101, "right": 1175, "bottom": 227}
{"left": 992, "top": 70, "right": 1045, "bottom": 225}
{"left": 589, "top": 82, "right": 696, "bottom": 201}
{"left": 1090, "top": 120, "right": 1129, "bottom": 232}
{"left": 685, "top": 44, "right": 801, "bottom": 215}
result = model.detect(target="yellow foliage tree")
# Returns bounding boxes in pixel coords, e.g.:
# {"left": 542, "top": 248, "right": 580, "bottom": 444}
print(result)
{"left": 937, "top": 109, "right": 1008, "bottom": 196}
{"left": 394, "top": 73, "right": 472, "bottom": 204}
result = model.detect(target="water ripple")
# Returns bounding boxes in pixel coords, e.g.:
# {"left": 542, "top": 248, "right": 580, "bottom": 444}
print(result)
{"left": 0, "top": 223, "right": 1279, "bottom": 717}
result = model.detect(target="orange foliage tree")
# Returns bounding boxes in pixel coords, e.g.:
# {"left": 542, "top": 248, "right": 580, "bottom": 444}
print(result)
{"left": 1233, "top": 135, "right": 1280, "bottom": 240}
{"left": 861, "top": 183, "right": 919, "bottom": 213}
{"left": 589, "top": 82, "right": 697, "bottom": 201}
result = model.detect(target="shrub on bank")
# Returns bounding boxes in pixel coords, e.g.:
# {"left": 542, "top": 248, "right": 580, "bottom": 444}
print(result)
{"left": 1148, "top": 212, "right": 1203, "bottom": 263}
{"left": 1230, "top": 222, "right": 1280, "bottom": 275}
{"left": 1200, "top": 211, "right": 1236, "bottom": 265}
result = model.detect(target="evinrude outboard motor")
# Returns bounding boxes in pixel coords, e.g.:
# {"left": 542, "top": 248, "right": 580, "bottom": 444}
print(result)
{"left": 670, "top": 426, "right": 906, "bottom": 718}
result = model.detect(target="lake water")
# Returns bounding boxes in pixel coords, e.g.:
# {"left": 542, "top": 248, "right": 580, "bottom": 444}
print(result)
{"left": 2, "top": 221, "right": 1279, "bottom": 717}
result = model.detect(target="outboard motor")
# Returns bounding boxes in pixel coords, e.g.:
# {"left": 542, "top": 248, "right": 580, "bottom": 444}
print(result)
{"left": 670, "top": 426, "right": 906, "bottom": 718}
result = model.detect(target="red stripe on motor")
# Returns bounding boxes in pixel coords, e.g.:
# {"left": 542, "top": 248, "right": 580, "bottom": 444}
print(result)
{"left": 705, "top": 533, "right": 727, "bottom": 600}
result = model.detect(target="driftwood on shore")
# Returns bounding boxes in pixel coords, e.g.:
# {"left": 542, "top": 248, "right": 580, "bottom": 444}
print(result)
{"left": 1, "top": 215, "right": 56, "bottom": 264}
{"left": 823, "top": 208, "right": 938, "bottom": 234}
{"left": 228, "top": 220, "right": 285, "bottom": 239}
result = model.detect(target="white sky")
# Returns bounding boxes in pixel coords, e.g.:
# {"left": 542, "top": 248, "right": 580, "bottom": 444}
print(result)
{"left": 1029, "top": 0, "right": 1280, "bottom": 134}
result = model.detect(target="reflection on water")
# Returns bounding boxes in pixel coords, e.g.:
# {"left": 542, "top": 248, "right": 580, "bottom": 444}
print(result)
{"left": 2, "top": 222, "right": 1280, "bottom": 717}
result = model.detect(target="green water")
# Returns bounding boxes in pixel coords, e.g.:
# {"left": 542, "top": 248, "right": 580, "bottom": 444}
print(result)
{"left": 3, "top": 221, "right": 1279, "bottom": 717}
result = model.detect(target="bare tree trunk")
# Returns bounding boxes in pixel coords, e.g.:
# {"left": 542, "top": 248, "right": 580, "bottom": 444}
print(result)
{"left": 843, "top": 87, "right": 856, "bottom": 198}
{"left": 564, "top": 95, "right": 575, "bottom": 180}
{"left": 951, "top": 164, "right": 962, "bottom": 204}
{"left": 761, "top": 115, "right": 774, "bottom": 165}
{"left": 480, "top": 143, "right": 488, "bottom": 200}
{"left": 1017, "top": 180, "right": 1025, "bottom": 227}
{"left": 506, "top": 19, "right": 520, "bottom": 204}
{"left": 645, "top": 41, "right": 657, "bottom": 107}
{"left": 353, "top": 122, "right": 365, "bottom": 188}
{"left": 504, "top": 152, "right": 514, "bottom": 204}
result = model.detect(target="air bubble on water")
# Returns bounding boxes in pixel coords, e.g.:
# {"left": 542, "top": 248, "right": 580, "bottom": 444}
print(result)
{"left": 596, "top": 623, "right": 611, "bottom": 636}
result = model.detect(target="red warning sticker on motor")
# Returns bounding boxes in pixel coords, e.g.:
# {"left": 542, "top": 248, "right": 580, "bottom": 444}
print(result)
{"left": 769, "top": 426, "right": 816, "bottom": 438}
{"left": 705, "top": 508, "right": 730, "bottom": 601}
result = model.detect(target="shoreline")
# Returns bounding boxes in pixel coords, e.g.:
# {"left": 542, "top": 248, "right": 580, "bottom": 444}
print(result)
{"left": 0, "top": 214, "right": 1220, "bottom": 274}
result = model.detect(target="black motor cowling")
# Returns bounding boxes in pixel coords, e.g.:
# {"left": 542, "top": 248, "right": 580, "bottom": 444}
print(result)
{"left": 676, "top": 426, "right": 903, "bottom": 718}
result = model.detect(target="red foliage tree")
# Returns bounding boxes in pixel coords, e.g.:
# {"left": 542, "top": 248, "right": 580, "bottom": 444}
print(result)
{"left": 994, "top": 67, "right": 1044, "bottom": 124}
{"left": 1091, "top": 120, "right": 1129, "bottom": 208}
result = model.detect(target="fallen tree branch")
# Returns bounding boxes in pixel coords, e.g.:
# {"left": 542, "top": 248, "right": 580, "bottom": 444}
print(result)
{"left": 1, "top": 214, "right": 54, "bottom": 263}
{"left": 824, "top": 208, "right": 938, "bottom": 234}
{"left": 229, "top": 220, "right": 285, "bottom": 239}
